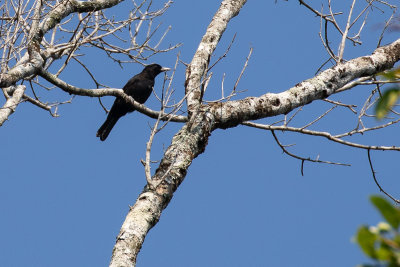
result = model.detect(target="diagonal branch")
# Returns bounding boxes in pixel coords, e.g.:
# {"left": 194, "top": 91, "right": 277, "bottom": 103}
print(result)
{"left": 110, "top": 1, "right": 247, "bottom": 265}
{"left": 39, "top": 0, "right": 125, "bottom": 35}
{"left": 109, "top": 111, "right": 214, "bottom": 267}
{"left": 0, "top": 0, "right": 126, "bottom": 88}
{"left": 367, "top": 149, "right": 400, "bottom": 203}
{"left": 184, "top": 0, "right": 247, "bottom": 114}
{"left": 338, "top": 0, "right": 356, "bottom": 61}
{"left": 0, "top": 85, "right": 26, "bottom": 126}
{"left": 212, "top": 38, "right": 400, "bottom": 128}
{"left": 38, "top": 68, "right": 187, "bottom": 122}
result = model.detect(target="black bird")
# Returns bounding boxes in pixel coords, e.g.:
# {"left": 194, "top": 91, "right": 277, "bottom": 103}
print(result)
{"left": 96, "top": 64, "right": 170, "bottom": 141}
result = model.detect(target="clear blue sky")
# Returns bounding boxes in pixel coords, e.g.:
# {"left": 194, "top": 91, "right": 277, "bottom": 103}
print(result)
{"left": 1, "top": 1, "right": 399, "bottom": 266}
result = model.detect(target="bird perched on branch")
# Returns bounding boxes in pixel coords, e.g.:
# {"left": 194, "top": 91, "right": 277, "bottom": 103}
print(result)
{"left": 96, "top": 64, "right": 170, "bottom": 141}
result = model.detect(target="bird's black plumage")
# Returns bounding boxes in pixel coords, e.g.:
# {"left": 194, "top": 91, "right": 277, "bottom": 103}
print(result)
{"left": 96, "top": 64, "right": 170, "bottom": 141}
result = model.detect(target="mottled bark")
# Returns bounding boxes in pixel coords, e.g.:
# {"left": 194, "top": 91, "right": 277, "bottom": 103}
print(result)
{"left": 212, "top": 39, "right": 400, "bottom": 129}
{"left": 1, "top": 0, "right": 400, "bottom": 266}
{"left": 39, "top": 0, "right": 124, "bottom": 35}
{"left": 110, "top": 9, "right": 400, "bottom": 267}
{"left": 0, "top": 85, "right": 26, "bottom": 126}
{"left": 110, "top": 1, "right": 248, "bottom": 265}
{"left": 0, "top": 0, "right": 125, "bottom": 88}
{"left": 110, "top": 111, "right": 213, "bottom": 266}
{"left": 185, "top": 0, "right": 247, "bottom": 114}
{"left": 0, "top": 0, "right": 126, "bottom": 124}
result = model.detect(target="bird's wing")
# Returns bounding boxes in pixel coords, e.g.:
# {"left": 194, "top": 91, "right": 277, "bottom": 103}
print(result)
{"left": 123, "top": 75, "right": 154, "bottom": 104}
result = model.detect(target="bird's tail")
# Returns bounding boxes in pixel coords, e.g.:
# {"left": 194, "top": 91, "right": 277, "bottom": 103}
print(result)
{"left": 96, "top": 115, "right": 120, "bottom": 141}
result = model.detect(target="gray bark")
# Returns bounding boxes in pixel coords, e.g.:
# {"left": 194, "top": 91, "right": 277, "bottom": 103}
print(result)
{"left": 212, "top": 40, "right": 400, "bottom": 128}
{"left": 1, "top": 0, "right": 399, "bottom": 266}
{"left": 185, "top": 0, "right": 248, "bottom": 114}
{"left": 109, "top": 37, "right": 400, "bottom": 267}
{"left": 0, "top": 85, "right": 26, "bottom": 126}
{"left": 109, "top": 0, "right": 400, "bottom": 265}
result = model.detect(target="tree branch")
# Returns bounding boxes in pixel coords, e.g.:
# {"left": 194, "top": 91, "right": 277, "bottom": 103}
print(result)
{"left": 367, "top": 149, "right": 400, "bottom": 203}
{"left": 110, "top": 0, "right": 248, "bottom": 265}
{"left": 110, "top": 111, "right": 214, "bottom": 266}
{"left": 0, "top": 85, "right": 26, "bottom": 126}
{"left": 0, "top": 0, "right": 126, "bottom": 88}
{"left": 212, "top": 38, "right": 400, "bottom": 128}
{"left": 38, "top": 67, "right": 187, "bottom": 122}
{"left": 39, "top": 0, "right": 125, "bottom": 36}
{"left": 185, "top": 0, "right": 247, "bottom": 114}
{"left": 109, "top": 5, "right": 400, "bottom": 265}
{"left": 242, "top": 121, "right": 400, "bottom": 151}
{"left": 270, "top": 130, "right": 350, "bottom": 175}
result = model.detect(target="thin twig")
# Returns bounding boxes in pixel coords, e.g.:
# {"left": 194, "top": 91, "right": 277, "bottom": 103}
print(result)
{"left": 367, "top": 149, "right": 400, "bottom": 203}
{"left": 242, "top": 121, "right": 400, "bottom": 151}
{"left": 338, "top": 0, "right": 356, "bottom": 62}
{"left": 271, "top": 130, "right": 350, "bottom": 176}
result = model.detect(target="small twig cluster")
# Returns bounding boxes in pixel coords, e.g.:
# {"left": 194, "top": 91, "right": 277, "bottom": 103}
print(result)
{"left": 0, "top": 0, "right": 178, "bottom": 118}
{"left": 299, "top": 0, "right": 396, "bottom": 65}
{"left": 242, "top": 0, "right": 400, "bottom": 197}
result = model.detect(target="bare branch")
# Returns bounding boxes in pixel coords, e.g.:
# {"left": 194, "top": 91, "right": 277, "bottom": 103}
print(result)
{"left": 338, "top": 0, "right": 356, "bottom": 61}
{"left": 38, "top": 67, "right": 187, "bottom": 122}
{"left": 185, "top": 0, "right": 247, "bottom": 114}
{"left": 271, "top": 130, "right": 350, "bottom": 175}
{"left": 231, "top": 47, "right": 252, "bottom": 98}
{"left": 242, "top": 121, "right": 400, "bottom": 151}
{"left": 212, "top": 38, "right": 400, "bottom": 128}
{"left": 145, "top": 110, "right": 163, "bottom": 188}
{"left": 323, "top": 98, "right": 357, "bottom": 113}
{"left": 207, "top": 33, "right": 236, "bottom": 72}
{"left": 301, "top": 105, "right": 337, "bottom": 129}
{"left": 0, "top": 85, "right": 25, "bottom": 126}
{"left": 367, "top": 149, "right": 400, "bottom": 203}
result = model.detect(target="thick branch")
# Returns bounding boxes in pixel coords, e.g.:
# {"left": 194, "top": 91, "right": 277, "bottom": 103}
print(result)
{"left": 0, "top": 0, "right": 124, "bottom": 88}
{"left": 0, "top": 85, "right": 26, "bottom": 126}
{"left": 185, "top": 0, "right": 247, "bottom": 114}
{"left": 110, "top": 110, "right": 213, "bottom": 266}
{"left": 39, "top": 0, "right": 124, "bottom": 35}
{"left": 0, "top": 53, "right": 43, "bottom": 88}
{"left": 110, "top": 3, "right": 249, "bottom": 263}
{"left": 106, "top": 3, "right": 400, "bottom": 266}
{"left": 212, "top": 38, "right": 400, "bottom": 128}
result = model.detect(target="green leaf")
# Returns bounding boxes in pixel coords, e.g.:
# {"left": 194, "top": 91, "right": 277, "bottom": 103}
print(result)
{"left": 356, "top": 225, "right": 378, "bottom": 259}
{"left": 393, "top": 234, "right": 400, "bottom": 245}
{"left": 376, "top": 243, "right": 392, "bottom": 261}
{"left": 370, "top": 196, "right": 400, "bottom": 229}
{"left": 375, "top": 89, "right": 400, "bottom": 119}
{"left": 379, "top": 68, "right": 400, "bottom": 80}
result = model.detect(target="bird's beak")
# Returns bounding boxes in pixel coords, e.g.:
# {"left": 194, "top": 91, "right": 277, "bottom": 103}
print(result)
{"left": 161, "top": 67, "right": 171, "bottom": 72}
